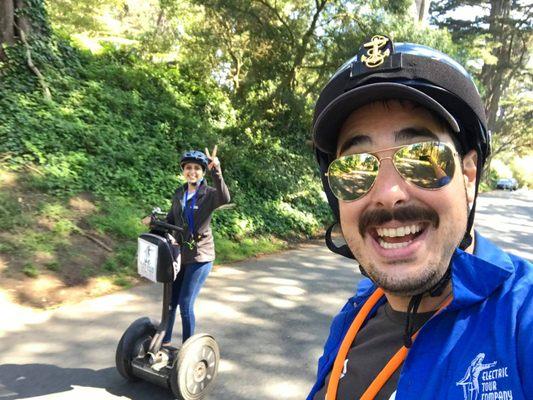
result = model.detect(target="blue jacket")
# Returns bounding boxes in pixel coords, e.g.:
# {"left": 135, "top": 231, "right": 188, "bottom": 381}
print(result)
{"left": 308, "top": 232, "right": 533, "bottom": 400}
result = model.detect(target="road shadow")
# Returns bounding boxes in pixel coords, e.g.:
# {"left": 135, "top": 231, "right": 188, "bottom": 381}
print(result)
{"left": 0, "top": 244, "right": 361, "bottom": 400}
{"left": 0, "top": 363, "right": 175, "bottom": 400}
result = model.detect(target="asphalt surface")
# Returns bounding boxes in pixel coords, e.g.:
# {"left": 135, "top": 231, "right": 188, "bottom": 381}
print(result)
{"left": 0, "top": 190, "right": 531, "bottom": 400}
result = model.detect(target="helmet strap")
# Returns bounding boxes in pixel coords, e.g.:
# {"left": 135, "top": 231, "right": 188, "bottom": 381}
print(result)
{"left": 403, "top": 267, "right": 451, "bottom": 348}
{"left": 325, "top": 223, "right": 355, "bottom": 259}
{"left": 325, "top": 223, "right": 370, "bottom": 277}
{"left": 403, "top": 294, "right": 422, "bottom": 348}
{"left": 404, "top": 153, "right": 483, "bottom": 347}
{"left": 459, "top": 154, "right": 483, "bottom": 251}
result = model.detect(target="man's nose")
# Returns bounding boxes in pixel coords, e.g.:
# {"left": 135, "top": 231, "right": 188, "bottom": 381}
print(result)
{"left": 368, "top": 159, "right": 410, "bottom": 208}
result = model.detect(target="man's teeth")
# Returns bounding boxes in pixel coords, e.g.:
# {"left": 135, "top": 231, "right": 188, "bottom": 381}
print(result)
{"left": 378, "top": 239, "right": 413, "bottom": 249}
{"left": 376, "top": 224, "right": 422, "bottom": 238}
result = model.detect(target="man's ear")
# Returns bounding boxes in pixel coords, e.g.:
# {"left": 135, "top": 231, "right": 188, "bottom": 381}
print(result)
{"left": 462, "top": 150, "right": 478, "bottom": 203}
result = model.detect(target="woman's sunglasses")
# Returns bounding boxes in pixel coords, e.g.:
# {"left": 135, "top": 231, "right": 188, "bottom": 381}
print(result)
{"left": 326, "top": 141, "right": 458, "bottom": 201}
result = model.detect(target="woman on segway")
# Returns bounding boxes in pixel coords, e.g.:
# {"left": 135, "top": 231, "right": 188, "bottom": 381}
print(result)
{"left": 158, "top": 146, "right": 230, "bottom": 348}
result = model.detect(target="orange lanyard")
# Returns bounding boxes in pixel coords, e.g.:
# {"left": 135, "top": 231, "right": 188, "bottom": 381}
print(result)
{"left": 325, "top": 288, "right": 453, "bottom": 400}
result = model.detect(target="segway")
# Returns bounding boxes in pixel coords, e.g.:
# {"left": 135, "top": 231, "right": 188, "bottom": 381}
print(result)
{"left": 116, "top": 208, "right": 220, "bottom": 399}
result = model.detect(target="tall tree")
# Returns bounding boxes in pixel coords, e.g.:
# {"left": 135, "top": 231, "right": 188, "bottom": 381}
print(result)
{"left": 0, "top": 0, "right": 50, "bottom": 50}
{"left": 185, "top": 1, "right": 417, "bottom": 101}
{"left": 430, "top": 0, "right": 532, "bottom": 160}
{"left": 412, "top": 0, "right": 431, "bottom": 25}
{"left": 0, "top": 0, "right": 16, "bottom": 48}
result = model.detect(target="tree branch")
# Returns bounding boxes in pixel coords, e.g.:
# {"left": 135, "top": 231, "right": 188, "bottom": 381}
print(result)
{"left": 15, "top": 24, "right": 51, "bottom": 100}
{"left": 254, "top": 0, "right": 295, "bottom": 45}
{"left": 75, "top": 227, "right": 113, "bottom": 252}
{"left": 284, "top": 0, "right": 328, "bottom": 89}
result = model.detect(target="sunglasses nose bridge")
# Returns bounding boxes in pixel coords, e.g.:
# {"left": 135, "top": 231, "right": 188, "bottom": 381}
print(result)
{"left": 377, "top": 155, "right": 393, "bottom": 164}
{"left": 374, "top": 155, "right": 408, "bottom": 186}
{"left": 365, "top": 155, "right": 412, "bottom": 208}
{"left": 375, "top": 155, "right": 397, "bottom": 177}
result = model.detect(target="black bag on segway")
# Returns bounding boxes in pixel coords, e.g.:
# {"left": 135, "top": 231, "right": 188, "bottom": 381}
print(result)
{"left": 137, "top": 233, "right": 180, "bottom": 283}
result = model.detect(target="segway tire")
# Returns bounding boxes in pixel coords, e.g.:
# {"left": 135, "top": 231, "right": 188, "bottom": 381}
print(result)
{"left": 170, "top": 333, "right": 220, "bottom": 400}
{"left": 115, "top": 317, "right": 157, "bottom": 381}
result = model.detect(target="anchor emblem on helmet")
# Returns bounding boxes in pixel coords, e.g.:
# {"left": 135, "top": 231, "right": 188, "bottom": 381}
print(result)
{"left": 361, "top": 35, "right": 390, "bottom": 68}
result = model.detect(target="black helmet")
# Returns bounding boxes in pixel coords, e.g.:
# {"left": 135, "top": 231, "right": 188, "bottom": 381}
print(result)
{"left": 180, "top": 150, "right": 209, "bottom": 171}
{"left": 314, "top": 35, "right": 490, "bottom": 224}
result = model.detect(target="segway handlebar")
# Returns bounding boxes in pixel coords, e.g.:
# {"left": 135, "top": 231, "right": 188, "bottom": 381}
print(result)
{"left": 150, "top": 219, "right": 184, "bottom": 233}
{"left": 147, "top": 207, "right": 183, "bottom": 233}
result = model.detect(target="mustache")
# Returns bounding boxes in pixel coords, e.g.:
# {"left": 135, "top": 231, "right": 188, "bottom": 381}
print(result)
{"left": 359, "top": 205, "right": 439, "bottom": 237}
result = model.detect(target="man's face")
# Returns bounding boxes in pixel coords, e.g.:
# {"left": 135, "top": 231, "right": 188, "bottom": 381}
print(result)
{"left": 336, "top": 101, "right": 477, "bottom": 296}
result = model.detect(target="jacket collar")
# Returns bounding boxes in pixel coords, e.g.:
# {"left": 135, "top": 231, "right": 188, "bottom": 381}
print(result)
{"left": 178, "top": 180, "right": 207, "bottom": 203}
{"left": 448, "top": 231, "right": 514, "bottom": 310}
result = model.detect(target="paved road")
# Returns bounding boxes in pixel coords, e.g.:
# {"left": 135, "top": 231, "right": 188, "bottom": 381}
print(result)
{"left": 474, "top": 190, "right": 532, "bottom": 262}
{"left": 0, "top": 190, "right": 531, "bottom": 400}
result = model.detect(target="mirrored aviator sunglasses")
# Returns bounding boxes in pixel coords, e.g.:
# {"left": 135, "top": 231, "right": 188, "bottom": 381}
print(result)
{"left": 326, "top": 141, "right": 458, "bottom": 201}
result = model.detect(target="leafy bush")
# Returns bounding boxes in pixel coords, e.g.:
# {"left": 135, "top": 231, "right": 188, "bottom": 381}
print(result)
{"left": 510, "top": 156, "right": 533, "bottom": 189}
{"left": 0, "top": 192, "right": 31, "bottom": 230}
{"left": 87, "top": 198, "right": 146, "bottom": 238}
{"left": 22, "top": 263, "right": 40, "bottom": 278}
{"left": 0, "top": 36, "right": 330, "bottom": 248}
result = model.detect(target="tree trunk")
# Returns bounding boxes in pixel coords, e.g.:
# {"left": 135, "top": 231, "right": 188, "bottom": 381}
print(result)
{"left": 14, "top": 0, "right": 31, "bottom": 37}
{"left": 283, "top": 0, "right": 328, "bottom": 90}
{"left": 480, "top": 0, "right": 512, "bottom": 132}
{"left": 413, "top": 0, "right": 431, "bottom": 25}
{"left": 0, "top": 0, "right": 15, "bottom": 44}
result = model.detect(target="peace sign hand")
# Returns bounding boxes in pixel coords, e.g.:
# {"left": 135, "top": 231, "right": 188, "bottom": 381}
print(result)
{"left": 205, "top": 145, "right": 220, "bottom": 170}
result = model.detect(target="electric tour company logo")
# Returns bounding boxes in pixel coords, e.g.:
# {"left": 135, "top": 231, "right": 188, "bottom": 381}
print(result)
{"left": 456, "top": 353, "right": 513, "bottom": 400}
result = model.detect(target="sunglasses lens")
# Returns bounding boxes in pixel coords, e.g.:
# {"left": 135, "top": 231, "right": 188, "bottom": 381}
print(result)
{"left": 328, "top": 154, "right": 379, "bottom": 200}
{"left": 394, "top": 142, "right": 455, "bottom": 188}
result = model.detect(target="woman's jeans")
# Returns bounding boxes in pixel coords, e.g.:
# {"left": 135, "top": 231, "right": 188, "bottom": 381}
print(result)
{"left": 162, "top": 261, "right": 213, "bottom": 344}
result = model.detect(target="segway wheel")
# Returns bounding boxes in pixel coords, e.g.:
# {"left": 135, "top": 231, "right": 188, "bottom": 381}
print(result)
{"left": 115, "top": 317, "right": 157, "bottom": 381}
{"left": 170, "top": 333, "right": 220, "bottom": 400}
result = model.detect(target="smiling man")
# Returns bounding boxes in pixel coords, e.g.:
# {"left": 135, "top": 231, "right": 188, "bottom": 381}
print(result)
{"left": 308, "top": 36, "right": 532, "bottom": 400}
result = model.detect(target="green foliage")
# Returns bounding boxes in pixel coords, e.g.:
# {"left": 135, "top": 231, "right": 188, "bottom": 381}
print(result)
{"left": 102, "top": 241, "right": 137, "bottom": 287}
{"left": 2, "top": 0, "right": 478, "bottom": 272}
{"left": 52, "top": 219, "right": 77, "bottom": 236}
{"left": 480, "top": 166, "right": 500, "bottom": 192}
{"left": 19, "top": 230, "right": 62, "bottom": 253}
{"left": 102, "top": 242, "right": 137, "bottom": 274}
{"left": 45, "top": 261, "right": 60, "bottom": 271}
{"left": 510, "top": 157, "right": 533, "bottom": 189}
{"left": 87, "top": 198, "right": 146, "bottom": 238}
{"left": 22, "top": 263, "right": 40, "bottom": 278}
{"left": 214, "top": 233, "right": 287, "bottom": 264}
{"left": 113, "top": 275, "right": 134, "bottom": 287}
{"left": 490, "top": 155, "right": 533, "bottom": 189}
{"left": 0, "top": 192, "right": 30, "bottom": 230}
{"left": 47, "top": 0, "right": 120, "bottom": 35}
{"left": 0, "top": 242, "right": 16, "bottom": 253}
{"left": 16, "top": 0, "right": 52, "bottom": 38}
{"left": 1, "top": 32, "right": 331, "bottom": 241}
{"left": 40, "top": 203, "right": 71, "bottom": 219}
{"left": 478, "top": 181, "right": 492, "bottom": 193}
